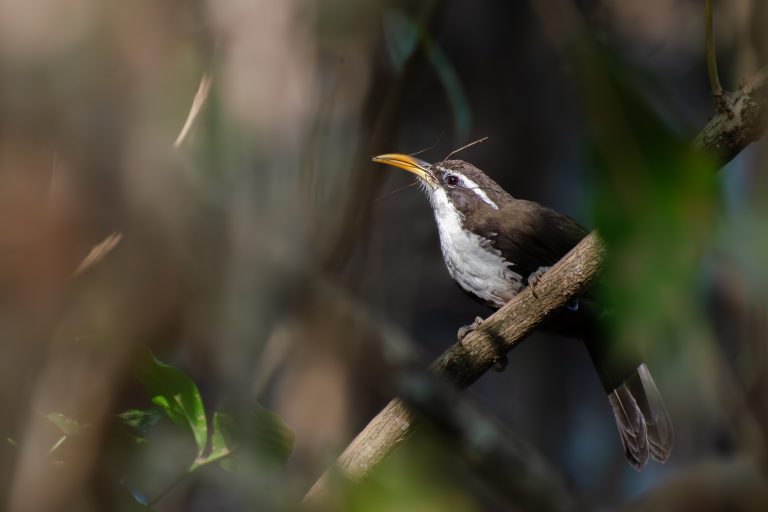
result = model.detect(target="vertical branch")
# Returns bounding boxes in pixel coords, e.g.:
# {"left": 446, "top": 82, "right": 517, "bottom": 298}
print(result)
{"left": 705, "top": 0, "right": 728, "bottom": 109}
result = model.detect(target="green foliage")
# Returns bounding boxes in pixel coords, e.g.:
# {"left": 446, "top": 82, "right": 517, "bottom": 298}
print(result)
{"left": 45, "top": 412, "right": 85, "bottom": 436}
{"left": 208, "top": 412, "right": 233, "bottom": 462}
{"left": 117, "top": 409, "right": 162, "bottom": 435}
{"left": 123, "top": 349, "right": 293, "bottom": 506}
{"left": 427, "top": 43, "right": 471, "bottom": 140}
{"left": 383, "top": 8, "right": 471, "bottom": 139}
{"left": 383, "top": 9, "right": 418, "bottom": 71}
{"left": 213, "top": 401, "right": 294, "bottom": 473}
{"left": 135, "top": 348, "right": 208, "bottom": 458}
{"left": 44, "top": 412, "right": 89, "bottom": 457}
{"left": 586, "top": 47, "right": 720, "bottom": 359}
{"left": 133, "top": 348, "right": 293, "bottom": 474}
{"left": 342, "top": 445, "right": 476, "bottom": 512}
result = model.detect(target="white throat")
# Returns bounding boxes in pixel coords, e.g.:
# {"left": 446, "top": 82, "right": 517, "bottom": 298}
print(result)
{"left": 427, "top": 187, "right": 523, "bottom": 307}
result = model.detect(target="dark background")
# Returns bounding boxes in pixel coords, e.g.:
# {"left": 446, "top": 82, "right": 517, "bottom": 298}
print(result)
{"left": 1, "top": 0, "right": 767, "bottom": 510}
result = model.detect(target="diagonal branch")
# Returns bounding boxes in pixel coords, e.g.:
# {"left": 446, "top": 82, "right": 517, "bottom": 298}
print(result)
{"left": 304, "top": 233, "right": 605, "bottom": 504}
{"left": 303, "top": 67, "right": 768, "bottom": 506}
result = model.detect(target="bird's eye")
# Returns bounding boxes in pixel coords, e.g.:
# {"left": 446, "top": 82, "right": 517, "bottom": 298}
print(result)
{"left": 445, "top": 174, "right": 460, "bottom": 187}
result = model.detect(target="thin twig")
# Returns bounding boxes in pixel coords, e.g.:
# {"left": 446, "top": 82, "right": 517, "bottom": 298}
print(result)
{"left": 373, "top": 181, "right": 420, "bottom": 203}
{"left": 705, "top": 0, "right": 724, "bottom": 101}
{"left": 409, "top": 130, "right": 445, "bottom": 157}
{"left": 441, "top": 136, "right": 489, "bottom": 162}
{"left": 174, "top": 73, "right": 213, "bottom": 149}
{"left": 71, "top": 232, "right": 123, "bottom": 279}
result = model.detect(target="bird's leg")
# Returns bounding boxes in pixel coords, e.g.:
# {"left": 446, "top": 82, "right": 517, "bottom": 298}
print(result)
{"left": 527, "top": 266, "right": 551, "bottom": 298}
{"left": 457, "top": 316, "right": 484, "bottom": 343}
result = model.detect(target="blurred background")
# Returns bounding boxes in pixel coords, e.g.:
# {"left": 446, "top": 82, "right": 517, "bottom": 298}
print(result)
{"left": 1, "top": 0, "right": 768, "bottom": 510}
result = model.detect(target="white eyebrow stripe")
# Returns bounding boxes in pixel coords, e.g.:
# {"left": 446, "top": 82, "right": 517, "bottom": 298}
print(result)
{"left": 457, "top": 174, "right": 498, "bottom": 210}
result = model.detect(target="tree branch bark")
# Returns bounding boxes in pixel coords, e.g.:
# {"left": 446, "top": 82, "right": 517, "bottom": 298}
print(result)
{"left": 303, "top": 67, "right": 768, "bottom": 506}
{"left": 304, "top": 233, "right": 605, "bottom": 504}
{"left": 694, "top": 68, "right": 768, "bottom": 164}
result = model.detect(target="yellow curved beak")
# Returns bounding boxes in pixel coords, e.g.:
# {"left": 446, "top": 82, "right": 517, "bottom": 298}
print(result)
{"left": 371, "top": 153, "right": 434, "bottom": 183}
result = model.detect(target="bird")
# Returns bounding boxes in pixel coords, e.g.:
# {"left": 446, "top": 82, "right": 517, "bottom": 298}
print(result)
{"left": 371, "top": 152, "right": 673, "bottom": 470}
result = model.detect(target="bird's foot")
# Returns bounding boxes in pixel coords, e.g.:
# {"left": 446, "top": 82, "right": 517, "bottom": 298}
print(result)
{"left": 492, "top": 354, "right": 509, "bottom": 372}
{"left": 528, "top": 266, "right": 551, "bottom": 298}
{"left": 457, "top": 316, "right": 484, "bottom": 344}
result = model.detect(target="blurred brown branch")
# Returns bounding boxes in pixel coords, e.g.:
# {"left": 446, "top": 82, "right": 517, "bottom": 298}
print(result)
{"left": 624, "top": 458, "right": 768, "bottom": 512}
{"left": 395, "top": 371, "right": 577, "bottom": 512}
{"left": 70, "top": 232, "right": 123, "bottom": 279}
{"left": 303, "top": 65, "right": 768, "bottom": 507}
{"left": 174, "top": 73, "right": 213, "bottom": 149}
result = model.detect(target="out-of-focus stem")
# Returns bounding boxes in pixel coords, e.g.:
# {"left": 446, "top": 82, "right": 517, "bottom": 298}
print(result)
{"left": 705, "top": 0, "right": 725, "bottom": 102}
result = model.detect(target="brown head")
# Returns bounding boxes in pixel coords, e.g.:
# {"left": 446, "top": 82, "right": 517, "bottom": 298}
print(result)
{"left": 371, "top": 154, "right": 511, "bottom": 218}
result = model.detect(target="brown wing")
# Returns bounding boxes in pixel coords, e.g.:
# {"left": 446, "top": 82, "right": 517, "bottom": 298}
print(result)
{"left": 474, "top": 199, "right": 588, "bottom": 282}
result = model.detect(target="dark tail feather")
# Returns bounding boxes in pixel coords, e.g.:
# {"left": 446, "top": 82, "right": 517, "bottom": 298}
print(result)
{"left": 576, "top": 311, "right": 674, "bottom": 469}
{"left": 608, "top": 381, "right": 649, "bottom": 470}
{"left": 544, "top": 300, "right": 674, "bottom": 468}
{"left": 606, "top": 364, "right": 674, "bottom": 469}
{"left": 625, "top": 363, "right": 674, "bottom": 462}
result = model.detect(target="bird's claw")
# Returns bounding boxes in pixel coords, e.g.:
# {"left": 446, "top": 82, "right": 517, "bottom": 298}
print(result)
{"left": 528, "top": 266, "right": 551, "bottom": 298}
{"left": 492, "top": 354, "right": 508, "bottom": 372}
{"left": 457, "top": 316, "right": 484, "bottom": 344}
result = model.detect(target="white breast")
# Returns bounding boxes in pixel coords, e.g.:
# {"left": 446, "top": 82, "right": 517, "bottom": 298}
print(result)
{"left": 429, "top": 188, "right": 523, "bottom": 307}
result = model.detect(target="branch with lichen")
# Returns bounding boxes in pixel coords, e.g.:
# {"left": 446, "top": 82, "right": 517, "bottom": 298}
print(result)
{"left": 694, "top": 68, "right": 768, "bottom": 163}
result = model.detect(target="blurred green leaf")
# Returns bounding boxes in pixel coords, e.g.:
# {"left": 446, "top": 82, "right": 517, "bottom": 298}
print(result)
{"left": 117, "top": 409, "right": 163, "bottom": 435}
{"left": 218, "top": 456, "right": 236, "bottom": 473}
{"left": 213, "top": 401, "right": 293, "bottom": 473}
{"left": 45, "top": 412, "right": 84, "bottom": 436}
{"left": 239, "top": 400, "right": 294, "bottom": 468}
{"left": 344, "top": 443, "right": 476, "bottom": 512}
{"left": 209, "top": 411, "right": 233, "bottom": 460}
{"left": 135, "top": 349, "right": 208, "bottom": 457}
{"left": 41, "top": 413, "right": 89, "bottom": 456}
{"left": 383, "top": 9, "right": 419, "bottom": 71}
{"left": 383, "top": 8, "right": 471, "bottom": 139}
{"left": 189, "top": 412, "right": 233, "bottom": 471}
{"left": 426, "top": 43, "right": 471, "bottom": 140}
{"left": 585, "top": 45, "right": 719, "bottom": 361}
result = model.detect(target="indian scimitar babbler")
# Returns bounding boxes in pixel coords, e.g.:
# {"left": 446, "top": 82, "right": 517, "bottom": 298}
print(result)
{"left": 372, "top": 153, "right": 673, "bottom": 470}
